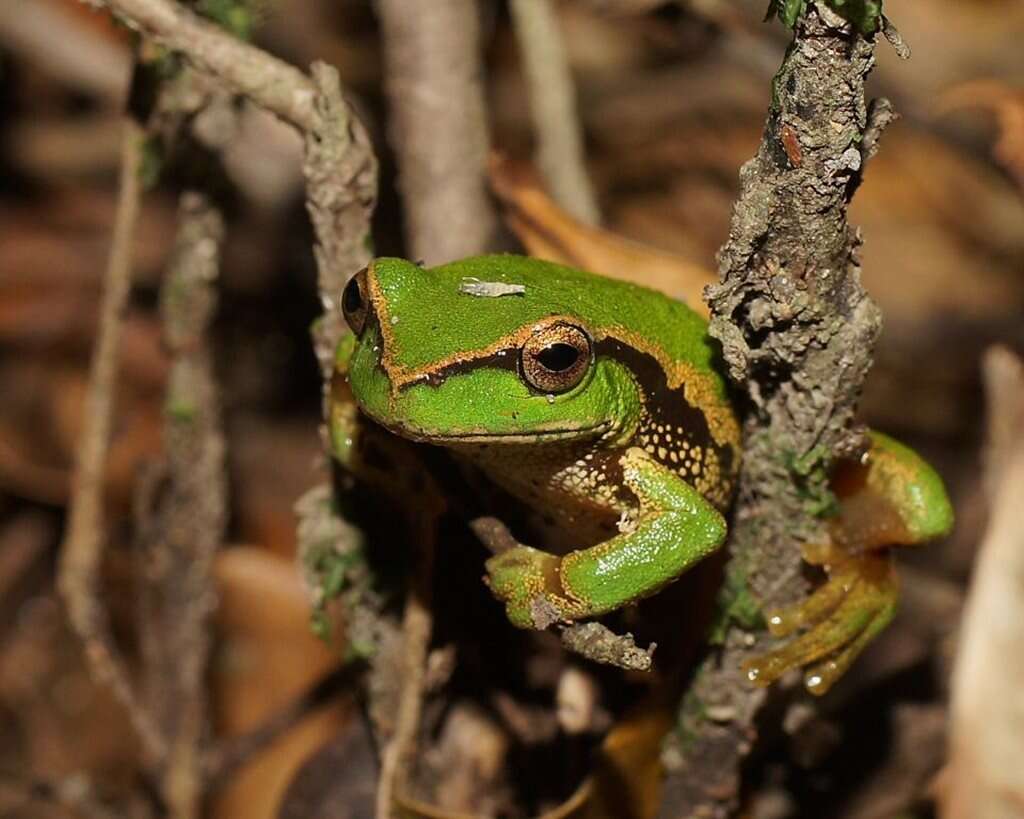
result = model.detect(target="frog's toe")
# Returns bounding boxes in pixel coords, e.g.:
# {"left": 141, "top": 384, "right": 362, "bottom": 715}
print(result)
{"left": 484, "top": 546, "right": 562, "bottom": 629}
{"left": 802, "top": 599, "right": 895, "bottom": 694}
{"left": 763, "top": 564, "right": 856, "bottom": 638}
{"left": 744, "top": 552, "right": 898, "bottom": 695}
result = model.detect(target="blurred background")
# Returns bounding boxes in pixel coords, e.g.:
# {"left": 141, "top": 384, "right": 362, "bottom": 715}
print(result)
{"left": 0, "top": 0, "right": 1022, "bottom": 816}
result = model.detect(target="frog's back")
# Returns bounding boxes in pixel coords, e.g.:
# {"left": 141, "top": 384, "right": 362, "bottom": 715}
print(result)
{"left": 377, "top": 254, "right": 723, "bottom": 384}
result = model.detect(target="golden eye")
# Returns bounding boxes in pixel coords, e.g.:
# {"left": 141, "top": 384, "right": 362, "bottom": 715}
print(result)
{"left": 520, "top": 322, "right": 592, "bottom": 394}
{"left": 342, "top": 267, "right": 369, "bottom": 335}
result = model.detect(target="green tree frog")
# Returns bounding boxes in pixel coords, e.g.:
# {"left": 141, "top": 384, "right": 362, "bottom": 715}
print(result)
{"left": 329, "top": 255, "right": 953, "bottom": 694}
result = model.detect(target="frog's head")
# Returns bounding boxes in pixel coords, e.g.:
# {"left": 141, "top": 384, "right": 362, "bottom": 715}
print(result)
{"left": 337, "top": 256, "right": 649, "bottom": 446}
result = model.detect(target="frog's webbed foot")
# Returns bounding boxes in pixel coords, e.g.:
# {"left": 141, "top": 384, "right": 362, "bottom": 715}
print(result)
{"left": 744, "top": 431, "right": 953, "bottom": 696}
{"left": 743, "top": 546, "right": 898, "bottom": 694}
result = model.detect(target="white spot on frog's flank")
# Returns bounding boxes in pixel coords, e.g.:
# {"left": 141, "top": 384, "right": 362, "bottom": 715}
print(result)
{"left": 459, "top": 277, "right": 526, "bottom": 297}
{"left": 390, "top": 315, "right": 400, "bottom": 325}
{"left": 616, "top": 510, "right": 638, "bottom": 534}
{"left": 547, "top": 395, "right": 555, "bottom": 404}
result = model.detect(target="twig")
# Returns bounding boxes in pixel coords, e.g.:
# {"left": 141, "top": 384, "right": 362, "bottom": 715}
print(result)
{"left": 59, "top": 2, "right": 382, "bottom": 814}
{"left": 302, "top": 62, "right": 378, "bottom": 384}
{"left": 370, "top": 1, "right": 500, "bottom": 808}
{"left": 375, "top": 538, "right": 435, "bottom": 819}
{"left": 83, "top": 0, "right": 316, "bottom": 129}
{"left": 135, "top": 191, "right": 227, "bottom": 819}
{"left": 560, "top": 623, "right": 654, "bottom": 672}
{"left": 376, "top": 0, "right": 498, "bottom": 263}
{"left": 58, "top": 115, "right": 167, "bottom": 767}
{"left": 944, "top": 347, "right": 1024, "bottom": 819}
{"left": 509, "top": 0, "right": 600, "bottom": 224}
{"left": 659, "top": 4, "right": 884, "bottom": 815}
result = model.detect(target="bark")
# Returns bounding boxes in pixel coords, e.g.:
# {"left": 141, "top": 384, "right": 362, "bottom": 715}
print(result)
{"left": 659, "top": 4, "right": 887, "bottom": 815}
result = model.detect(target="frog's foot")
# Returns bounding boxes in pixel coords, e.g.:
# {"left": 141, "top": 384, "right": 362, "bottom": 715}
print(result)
{"left": 484, "top": 545, "right": 584, "bottom": 630}
{"left": 743, "top": 550, "right": 898, "bottom": 695}
{"left": 744, "top": 431, "right": 953, "bottom": 695}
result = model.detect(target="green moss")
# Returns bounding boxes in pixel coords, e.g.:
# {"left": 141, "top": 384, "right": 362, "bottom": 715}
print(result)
{"left": 196, "top": 0, "right": 259, "bottom": 39}
{"left": 785, "top": 446, "right": 839, "bottom": 519}
{"left": 298, "top": 489, "right": 376, "bottom": 650}
{"left": 138, "top": 135, "right": 165, "bottom": 191}
{"left": 764, "top": 0, "right": 884, "bottom": 35}
{"left": 708, "top": 563, "right": 765, "bottom": 645}
{"left": 166, "top": 397, "right": 197, "bottom": 424}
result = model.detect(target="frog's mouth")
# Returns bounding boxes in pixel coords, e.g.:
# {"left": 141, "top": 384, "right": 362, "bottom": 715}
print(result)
{"left": 361, "top": 408, "right": 613, "bottom": 447}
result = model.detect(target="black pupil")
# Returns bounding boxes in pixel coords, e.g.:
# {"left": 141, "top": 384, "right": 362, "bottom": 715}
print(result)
{"left": 343, "top": 277, "right": 363, "bottom": 316}
{"left": 536, "top": 342, "right": 580, "bottom": 373}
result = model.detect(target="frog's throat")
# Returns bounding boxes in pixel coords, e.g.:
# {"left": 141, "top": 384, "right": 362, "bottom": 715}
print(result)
{"left": 365, "top": 269, "right": 739, "bottom": 453}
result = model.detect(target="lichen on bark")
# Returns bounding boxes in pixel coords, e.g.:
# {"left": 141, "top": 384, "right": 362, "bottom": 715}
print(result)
{"left": 658, "top": 3, "right": 890, "bottom": 815}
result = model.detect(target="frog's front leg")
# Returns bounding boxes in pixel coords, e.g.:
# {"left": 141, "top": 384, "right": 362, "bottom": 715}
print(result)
{"left": 745, "top": 431, "right": 954, "bottom": 695}
{"left": 330, "top": 334, "right": 446, "bottom": 532}
{"left": 485, "top": 447, "right": 727, "bottom": 629}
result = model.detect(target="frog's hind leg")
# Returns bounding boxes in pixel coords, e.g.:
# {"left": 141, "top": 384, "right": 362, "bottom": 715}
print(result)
{"left": 744, "top": 431, "right": 953, "bottom": 695}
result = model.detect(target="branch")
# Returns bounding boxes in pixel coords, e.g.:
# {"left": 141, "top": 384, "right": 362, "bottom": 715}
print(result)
{"left": 302, "top": 62, "right": 377, "bottom": 384}
{"left": 376, "top": 0, "right": 498, "bottom": 263}
{"left": 368, "top": 1, "right": 501, "bottom": 810}
{"left": 83, "top": 0, "right": 377, "bottom": 385}
{"left": 58, "top": 115, "right": 168, "bottom": 766}
{"left": 134, "top": 191, "right": 227, "bottom": 819}
{"left": 659, "top": 3, "right": 884, "bottom": 815}
{"left": 509, "top": 0, "right": 600, "bottom": 224}
{"left": 88, "top": 0, "right": 316, "bottom": 129}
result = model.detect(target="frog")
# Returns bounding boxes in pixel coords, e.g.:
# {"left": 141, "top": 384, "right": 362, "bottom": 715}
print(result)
{"left": 328, "top": 254, "right": 954, "bottom": 694}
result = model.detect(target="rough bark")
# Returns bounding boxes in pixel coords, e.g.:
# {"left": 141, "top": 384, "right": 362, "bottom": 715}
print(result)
{"left": 136, "top": 192, "right": 227, "bottom": 819}
{"left": 659, "top": 4, "right": 887, "bottom": 815}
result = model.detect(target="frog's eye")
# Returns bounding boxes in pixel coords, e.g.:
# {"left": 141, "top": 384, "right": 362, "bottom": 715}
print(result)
{"left": 342, "top": 267, "right": 369, "bottom": 336}
{"left": 520, "top": 322, "right": 592, "bottom": 394}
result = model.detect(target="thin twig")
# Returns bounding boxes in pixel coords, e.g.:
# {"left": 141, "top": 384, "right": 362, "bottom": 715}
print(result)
{"left": 303, "top": 62, "right": 377, "bottom": 384}
{"left": 509, "top": 0, "right": 600, "bottom": 224}
{"left": 375, "top": 534, "right": 435, "bottom": 819}
{"left": 58, "top": 116, "right": 167, "bottom": 767}
{"left": 83, "top": 0, "right": 316, "bottom": 129}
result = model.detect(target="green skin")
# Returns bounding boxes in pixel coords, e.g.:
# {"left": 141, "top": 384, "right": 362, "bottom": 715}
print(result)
{"left": 331, "top": 255, "right": 954, "bottom": 693}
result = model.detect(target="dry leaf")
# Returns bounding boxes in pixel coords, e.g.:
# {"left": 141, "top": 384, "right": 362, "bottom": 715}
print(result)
{"left": 489, "top": 153, "right": 716, "bottom": 314}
